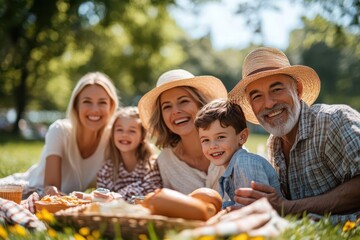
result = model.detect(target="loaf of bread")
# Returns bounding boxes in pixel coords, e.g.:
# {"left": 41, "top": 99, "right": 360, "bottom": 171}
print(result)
{"left": 188, "top": 187, "right": 222, "bottom": 217}
{"left": 141, "top": 188, "right": 223, "bottom": 221}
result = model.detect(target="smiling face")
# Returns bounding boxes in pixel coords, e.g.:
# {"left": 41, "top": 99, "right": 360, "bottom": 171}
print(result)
{"left": 245, "top": 74, "right": 302, "bottom": 137}
{"left": 113, "top": 116, "right": 142, "bottom": 154}
{"left": 199, "top": 120, "right": 247, "bottom": 168}
{"left": 76, "top": 85, "right": 112, "bottom": 131}
{"left": 160, "top": 87, "right": 201, "bottom": 137}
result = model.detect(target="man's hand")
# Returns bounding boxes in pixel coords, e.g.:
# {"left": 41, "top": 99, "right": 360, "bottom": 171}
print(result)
{"left": 234, "top": 181, "right": 288, "bottom": 215}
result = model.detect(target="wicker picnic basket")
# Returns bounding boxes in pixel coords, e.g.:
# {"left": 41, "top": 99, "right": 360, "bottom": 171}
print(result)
{"left": 55, "top": 204, "right": 205, "bottom": 239}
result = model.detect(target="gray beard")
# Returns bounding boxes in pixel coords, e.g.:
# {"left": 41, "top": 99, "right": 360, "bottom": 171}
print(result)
{"left": 259, "top": 100, "right": 301, "bottom": 137}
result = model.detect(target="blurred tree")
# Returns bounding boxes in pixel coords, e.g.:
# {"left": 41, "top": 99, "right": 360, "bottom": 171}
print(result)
{"left": 0, "top": 0, "right": 179, "bottom": 134}
{"left": 287, "top": 15, "right": 360, "bottom": 110}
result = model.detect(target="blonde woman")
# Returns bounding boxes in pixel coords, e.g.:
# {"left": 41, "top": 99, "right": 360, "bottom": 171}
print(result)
{"left": 1, "top": 72, "right": 119, "bottom": 197}
{"left": 138, "top": 69, "right": 228, "bottom": 194}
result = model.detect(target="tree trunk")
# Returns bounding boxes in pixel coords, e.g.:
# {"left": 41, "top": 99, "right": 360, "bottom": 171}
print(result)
{"left": 11, "top": 69, "right": 28, "bottom": 136}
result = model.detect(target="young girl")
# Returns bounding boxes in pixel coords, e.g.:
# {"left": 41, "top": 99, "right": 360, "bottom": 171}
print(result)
{"left": 96, "top": 106, "right": 162, "bottom": 202}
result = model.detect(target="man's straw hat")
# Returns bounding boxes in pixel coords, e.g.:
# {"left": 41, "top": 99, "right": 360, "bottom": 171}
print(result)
{"left": 138, "top": 69, "right": 228, "bottom": 129}
{"left": 228, "top": 47, "right": 321, "bottom": 124}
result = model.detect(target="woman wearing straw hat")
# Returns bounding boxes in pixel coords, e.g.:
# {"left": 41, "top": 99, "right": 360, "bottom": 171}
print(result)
{"left": 229, "top": 47, "right": 360, "bottom": 224}
{"left": 138, "top": 69, "right": 228, "bottom": 194}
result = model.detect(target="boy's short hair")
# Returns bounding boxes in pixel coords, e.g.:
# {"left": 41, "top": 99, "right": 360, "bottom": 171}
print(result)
{"left": 194, "top": 98, "right": 247, "bottom": 134}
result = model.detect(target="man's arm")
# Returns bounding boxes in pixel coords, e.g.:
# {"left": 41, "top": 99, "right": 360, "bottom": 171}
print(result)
{"left": 234, "top": 176, "right": 360, "bottom": 216}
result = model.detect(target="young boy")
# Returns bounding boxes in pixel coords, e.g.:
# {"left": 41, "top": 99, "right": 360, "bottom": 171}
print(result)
{"left": 194, "top": 98, "right": 281, "bottom": 208}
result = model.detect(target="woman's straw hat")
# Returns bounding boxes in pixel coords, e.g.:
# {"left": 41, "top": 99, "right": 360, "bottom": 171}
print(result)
{"left": 228, "top": 47, "right": 321, "bottom": 124}
{"left": 138, "top": 69, "right": 228, "bottom": 129}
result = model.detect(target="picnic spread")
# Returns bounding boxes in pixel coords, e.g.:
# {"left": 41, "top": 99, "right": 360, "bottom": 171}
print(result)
{"left": 0, "top": 187, "right": 289, "bottom": 238}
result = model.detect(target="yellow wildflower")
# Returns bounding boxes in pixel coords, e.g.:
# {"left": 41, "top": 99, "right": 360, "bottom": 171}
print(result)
{"left": 79, "top": 227, "right": 90, "bottom": 236}
{"left": 47, "top": 228, "right": 57, "bottom": 238}
{"left": 92, "top": 230, "right": 101, "bottom": 239}
{"left": 36, "top": 209, "right": 55, "bottom": 224}
{"left": 74, "top": 233, "right": 86, "bottom": 240}
{"left": 8, "top": 224, "right": 26, "bottom": 236}
{"left": 198, "top": 236, "right": 217, "bottom": 240}
{"left": 138, "top": 234, "right": 148, "bottom": 240}
{"left": 249, "top": 236, "right": 265, "bottom": 240}
{"left": 0, "top": 225, "right": 8, "bottom": 239}
{"left": 231, "top": 233, "right": 249, "bottom": 240}
{"left": 343, "top": 220, "right": 356, "bottom": 232}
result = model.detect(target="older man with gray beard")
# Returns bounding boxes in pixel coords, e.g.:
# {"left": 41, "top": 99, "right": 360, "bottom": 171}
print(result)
{"left": 229, "top": 47, "right": 360, "bottom": 224}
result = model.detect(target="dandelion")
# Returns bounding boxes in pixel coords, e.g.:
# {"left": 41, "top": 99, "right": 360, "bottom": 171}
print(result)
{"left": 47, "top": 228, "right": 57, "bottom": 238}
{"left": 92, "top": 230, "right": 101, "bottom": 239}
{"left": 36, "top": 209, "right": 55, "bottom": 224}
{"left": 8, "top": 224, "right": 27, "bottom": 237}
{"left": 74, "top": 233, "right": 86, "bottom": 240}
{"left": 138, "top": 234, "right": 148, "bottom": 240}
{"left": 231, "top": 233, "right": 249, "bottom": 240}
{"left": 0, "top": 225, "right": 8, "bottom": 239}
{"left": 249, "top": 236, "right": 265, "bottom": 240}
{"left": 197, "top": 236, "right": 217, "bottom": 240}
{"left": 343, "top": 220, "right": 356, "bottom": 232}
{"left": 79, "top": 227, "right": 90, "bottom": 236}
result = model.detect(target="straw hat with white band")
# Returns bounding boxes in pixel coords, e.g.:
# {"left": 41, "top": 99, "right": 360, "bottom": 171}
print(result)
{"left": 138, "top": 69, "right": 228, "bottom": 129}
{"left": 228, "top": 47, "right": 321, "bottom": 124}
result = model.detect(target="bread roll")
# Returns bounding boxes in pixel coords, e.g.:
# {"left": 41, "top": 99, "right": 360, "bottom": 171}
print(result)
{"left": 141, "top": 188, "right": 211, "bottom": 221}
{"left": 189, "top": 188, "right": 222, "bottom": 214}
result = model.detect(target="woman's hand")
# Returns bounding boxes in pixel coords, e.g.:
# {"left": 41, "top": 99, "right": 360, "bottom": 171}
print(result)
{"left": 44, "top": 186, "right": 64, "bottom": 196}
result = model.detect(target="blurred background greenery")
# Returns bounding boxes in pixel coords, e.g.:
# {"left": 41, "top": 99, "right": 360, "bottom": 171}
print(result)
{"left": 0, "top": 0, "right": 359, "bottom": 139}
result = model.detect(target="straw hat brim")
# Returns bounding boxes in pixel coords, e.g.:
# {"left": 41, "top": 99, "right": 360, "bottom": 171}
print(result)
{"left": 228, "top": 65, "right": 320, "bottom": 124}
{"left": 138, "top": 76, "right": 228, "bottom": 129}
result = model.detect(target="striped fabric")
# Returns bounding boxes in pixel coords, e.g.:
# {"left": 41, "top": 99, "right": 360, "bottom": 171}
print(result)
{"left": 0, "top": 197, "right": 45, "bottom": 230}
{"left": 97, "top": 159, "right": 162, "bottom": 202}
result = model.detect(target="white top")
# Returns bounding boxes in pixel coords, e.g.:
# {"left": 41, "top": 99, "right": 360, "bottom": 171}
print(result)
{"left": 24, "top": 119, "right": 110, "bottom": 194}
{"left": 157, "top": 148, "right": 225, "bottom": 194}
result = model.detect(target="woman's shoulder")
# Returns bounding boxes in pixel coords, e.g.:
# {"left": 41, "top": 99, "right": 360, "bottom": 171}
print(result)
{"left": 46, "top": 119, "right": 72, "bottom": 139}
{"left": 157, "top": 148, "right": 175, "bottom": 161}
{"left": 49, "top": 119, "right": 72, "bottom": 131}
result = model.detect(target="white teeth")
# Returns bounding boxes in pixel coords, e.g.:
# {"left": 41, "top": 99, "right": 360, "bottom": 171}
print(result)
{"left": 174, "top": 118, "right": 188, "bottom": 124}
{"left": 211, "top": 152, "right": 223, "bottom": 157}
{"left": 88, "top": 116, "right": 100, "bottom": 121}
{"left": 120, "top": 140, "right": 131, "bottom": 144}
{"left": 268, "top": 110, "right": 283, "bottom": 117}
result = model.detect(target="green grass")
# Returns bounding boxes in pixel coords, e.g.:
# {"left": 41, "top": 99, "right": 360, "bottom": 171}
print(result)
{"left": 246, "top": 133, "right": 269, "bottom": 155}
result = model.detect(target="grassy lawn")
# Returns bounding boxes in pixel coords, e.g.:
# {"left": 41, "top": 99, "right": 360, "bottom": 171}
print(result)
{"left": 1, "top": 133, "right": 359, "bottom": 239}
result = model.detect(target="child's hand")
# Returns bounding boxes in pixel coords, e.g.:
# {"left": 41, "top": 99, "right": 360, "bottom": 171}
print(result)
{"left": 91, "top": 188, "right": 122, "bottom": 202}
{"left": 70, "top": 191, "right": 92, "bottom": 200}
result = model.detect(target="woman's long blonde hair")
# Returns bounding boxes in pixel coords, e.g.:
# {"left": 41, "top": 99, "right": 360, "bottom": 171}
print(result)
{"left": 108, "top": 106, "right": 156, "bottom": 183}
{"left": 66, "top": 72, "right": 119, "bottom": 190}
